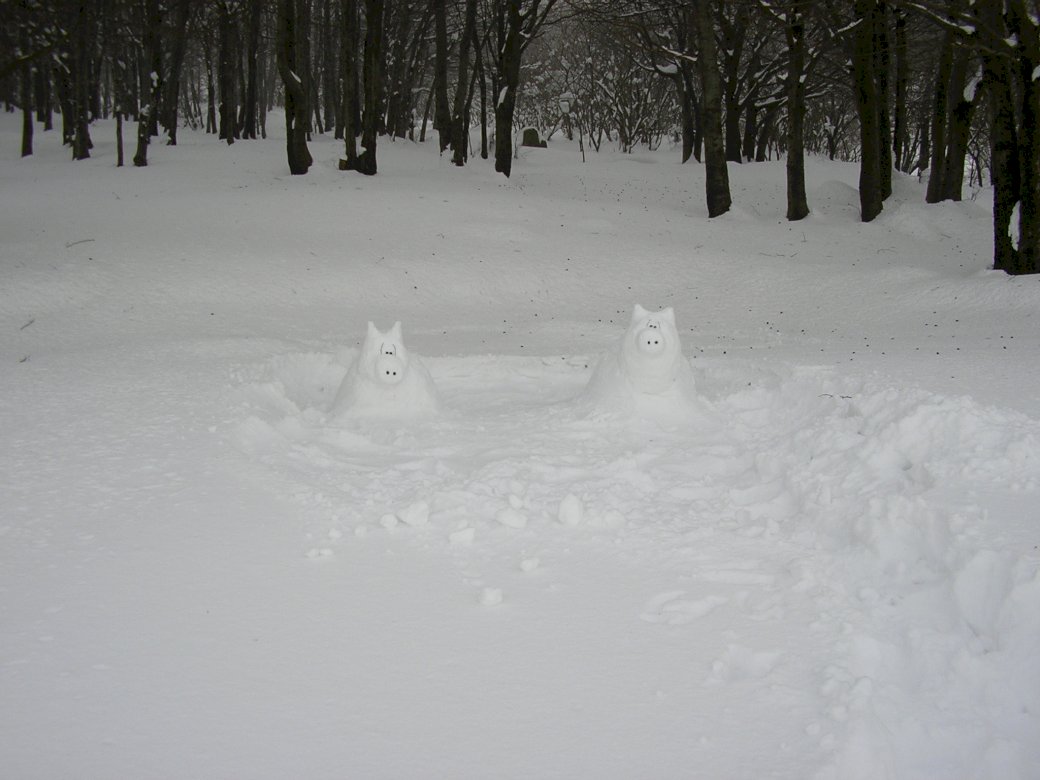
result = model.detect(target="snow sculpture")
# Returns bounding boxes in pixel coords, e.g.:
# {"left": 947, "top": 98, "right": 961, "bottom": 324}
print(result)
{"left": 582, "top": 304, "right": 698, "bottom": 415}
{"left": 331, "top": 321, "right": 440, "bottom": 418}
{"left": 619, "top": 304, "right": 686, "bottom": 394}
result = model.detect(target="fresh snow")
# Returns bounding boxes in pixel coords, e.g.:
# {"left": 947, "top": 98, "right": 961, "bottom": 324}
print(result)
{"left": 1, "top": 113, "right": 1039, "bottom": 779}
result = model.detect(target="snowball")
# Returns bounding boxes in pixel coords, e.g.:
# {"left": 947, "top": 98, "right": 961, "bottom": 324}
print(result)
{"left": 558, "top": 493, "right": 584, "bottom": 526}
{"left": 479, "top": 587, "right": 503, "bottom": 607}
{"left": 496, "top": 506, "right": 528, "bottom": 529}
{"left": 397, "top": 500, "right": 430, "bottom": 527}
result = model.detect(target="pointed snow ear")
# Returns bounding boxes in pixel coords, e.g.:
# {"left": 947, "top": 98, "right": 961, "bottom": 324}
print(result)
{"left": 661, "top": 307, "right": 676, "bottom": 327}
{"left": 366, "top": 321, "right": 380, "bottom": 340}
{"left": 389, "top": 321, "right": 402, "bottom": 343}
{"left": 632, "top": 304, "right": 649, "bottom": 323}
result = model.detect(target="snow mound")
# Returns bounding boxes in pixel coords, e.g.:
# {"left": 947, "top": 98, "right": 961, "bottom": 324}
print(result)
{"left": 580, "top": 304, "right": 701, "bottom": 420}
{"left": 810, "top": 179, "right": 861, "bottom": 217}
{"left": 331, "top": 321, "right": 440, "bottom": 420}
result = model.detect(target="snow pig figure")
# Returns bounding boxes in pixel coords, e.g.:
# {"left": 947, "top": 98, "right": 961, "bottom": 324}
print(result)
{"left": 581, "top": 304, "right": 698, "bottom": 418}
{"left": 332, "top": 321, "right": 440, "bottom": 418}
{"left": 619, "top": 304, "right": 685, "bottom": 394}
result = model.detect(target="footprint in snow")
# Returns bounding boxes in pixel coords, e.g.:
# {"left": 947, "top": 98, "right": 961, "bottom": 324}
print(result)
{"left": 640, "top": 590, "right": 728, "bottom": 625}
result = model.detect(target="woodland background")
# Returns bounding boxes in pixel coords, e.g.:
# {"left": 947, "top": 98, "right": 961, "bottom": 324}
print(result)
{"left": 2, "top": 0, "right": 1038, "bottom": 274}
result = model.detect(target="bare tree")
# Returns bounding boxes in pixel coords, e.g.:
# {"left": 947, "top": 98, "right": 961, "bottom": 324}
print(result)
{"left": 277, "top": 0, "right": 313, "bottom": 173}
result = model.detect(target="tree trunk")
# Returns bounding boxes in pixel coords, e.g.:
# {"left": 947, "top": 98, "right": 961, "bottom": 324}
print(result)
{"left": 346, "top": 0, "right": 383, "bottom": 175}
{"left": 451, "top": 0, "right": 478, "bottom": 165}
{"left": 432, "top": 0, "right": 452, "bottom": 152}
{"left": 693, "top": 0, "right": 731, "bottom": 217}
{"left": 939, "top": 44, "right": 980, "bottom": 202}
{"left": 478, "top": 45, "right": 488, "bottom": 159}
{"left": 218, "top": 2, "right": 236, "bottom": 144}
{"left": 134, "top": 0, "right": 161, "bottom": 166}
{"left": 35, "top": 65, "right": 53, "bottom": 130}
{"left": 116, "top": 111, "right": 124, "bottom": 166}
{"left": 340, "top": 0, "right": 360, "bottom": 165}
{"left": 873, "top": 0, "right": 892, "bottom": 199}
{"left": 72, "top": 3, "right": 94, "bottom": 161}
{"left": 1006, "top": 0, "right": 1039, "bottom": 274}
{"left": 892, "top": 8, "right": 908, "bottom": 172}
{"left": 278, "top": 0, "right": 313, "bottom": 174}
{"left": 20, "top": 31, "right": 33, "bottom": 157}
{"left": 785, "top": 6, "right": 808, "bottom": 221}
{"left": 494, "top": 1, "right": 523, "bottom": 177}
{"left": 164, "top": 0, "right": 192, "bottom": 145}
{"left": 679, "top": 68, "right": 696, "bottom": 164}
{"left": 982, "top": 43, "right": 1019, "bottom": 273}
{"left": 925, "top": 21, "right": 956, "bottom": 202}
{"left": 243, "top": 0, "right": 263, "bottom": 139}
{"left": 852, "top": 0, "right": 883, "bottom": 221}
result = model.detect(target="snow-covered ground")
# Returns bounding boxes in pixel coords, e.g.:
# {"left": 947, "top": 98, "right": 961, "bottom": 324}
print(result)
{"left": 2, "top": 114, "right": 1038, "bottom": 779}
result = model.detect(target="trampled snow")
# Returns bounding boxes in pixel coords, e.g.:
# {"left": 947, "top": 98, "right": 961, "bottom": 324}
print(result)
{"left": 1, "top": 114, "right": 1038, "bottom": 779}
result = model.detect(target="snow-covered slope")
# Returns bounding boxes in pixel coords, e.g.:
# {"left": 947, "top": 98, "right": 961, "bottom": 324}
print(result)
{"left": 1, "top": 116, "right": 1038, "bottom": 779}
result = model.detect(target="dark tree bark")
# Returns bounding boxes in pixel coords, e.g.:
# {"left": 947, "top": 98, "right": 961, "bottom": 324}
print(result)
{"left": 133, "top": 0, "right": 161, "bottom": 166}
{"left": 852, "top": 0, "right": 883, "bottom": 221}
{"left": 977, "top": 0, "right": 1020, "bottom": 274}
{"left": 925, "top": 17, "right": 956, "bottom": 203}
{"left": 344, "top": 0, "right": 384, "bottom": 174}
{"left": 477, "top": 42, "right": 488, "bottom": 158}
{"left": 340, "top": 0, "right": 360, "bottom": 165}
{"left": 1006, "top": 0, "right": 1039, "bottom": 274}
{"left": 72, "top": 2, "right": 95, "bottom": 160}
{"left": 785, "top": 3, "right": 808, "bottom": 221}
{"left": 693, "top": 0, "right": 731, "bottom": 217}
{"left": 677, "top": 67, "right": 698, "bottom": 164}
{"left": 320, "top": 0, "right": 337, "bottom": 131}
{"left": 432, "top": 0, "right": 452, "bottom": 152}
{"left": 451, "top": 0, "right": 478, "bottom": 165}
{"left": 163, "top": 0, "right": 193, "bottom": 145}
{"left": 490, "top": 0, "right": 557, "bottom": 176}
{"left": 34, "top": 65, "right": 53, "bottom": 130}
{"left": 277, "top": 0, "right": 313, "bottom": 174}
{"left": 218, "top": 2, "right": 236, "bottom": 144}
{"left": 939, "top": 45, "right": 980, "bottom": 202}
{"left": 242, "top": 0, "right": 263, "bottom": 139}
{"left": 892, "top": 7, "right": 908, "bottom": 172}
{"left": 873, "top": 0, "right": 892, "bottom": 199}
{"left": 716, "top": 1, "right": 747, "bottom": 163}
{"left": 20, "top": 30, "right": 33, "bottom": 157}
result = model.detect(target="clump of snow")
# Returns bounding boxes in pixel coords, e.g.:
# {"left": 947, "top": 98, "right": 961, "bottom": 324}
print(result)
{"left": 1009, "top": 200, "right": 1021, "bottom": 250}
{"left": 331, "top": 321, "right": 439, "bottom": 419}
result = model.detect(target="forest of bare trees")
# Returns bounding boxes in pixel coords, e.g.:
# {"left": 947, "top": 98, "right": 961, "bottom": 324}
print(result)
{"left": 1, "top": 0, "right": 1037, "bottom": 274}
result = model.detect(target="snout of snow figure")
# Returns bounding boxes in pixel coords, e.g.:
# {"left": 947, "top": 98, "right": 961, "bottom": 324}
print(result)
{"left": 331, "top": 321, "right": 439, "bottom": 418}
{"left": 376, "top": 348, "right": 405, "bottom": 385}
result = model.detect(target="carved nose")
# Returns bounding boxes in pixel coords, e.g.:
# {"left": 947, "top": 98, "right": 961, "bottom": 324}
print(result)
{"left": 376, "top": 355, "right": 405, "bottom": 385}
{"left": 637, "top": 328, "right": 666, "bottom": 355}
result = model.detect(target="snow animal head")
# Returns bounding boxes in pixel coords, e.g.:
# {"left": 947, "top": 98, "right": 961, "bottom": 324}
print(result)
{"left": 332, "top": 321, "right": 439, "bottom": 418}
{"left": 619, "top": 304, "right": 683, "bottom": 394}
{"left": 361, "top": 321, "right": 408, "bottom": 385}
